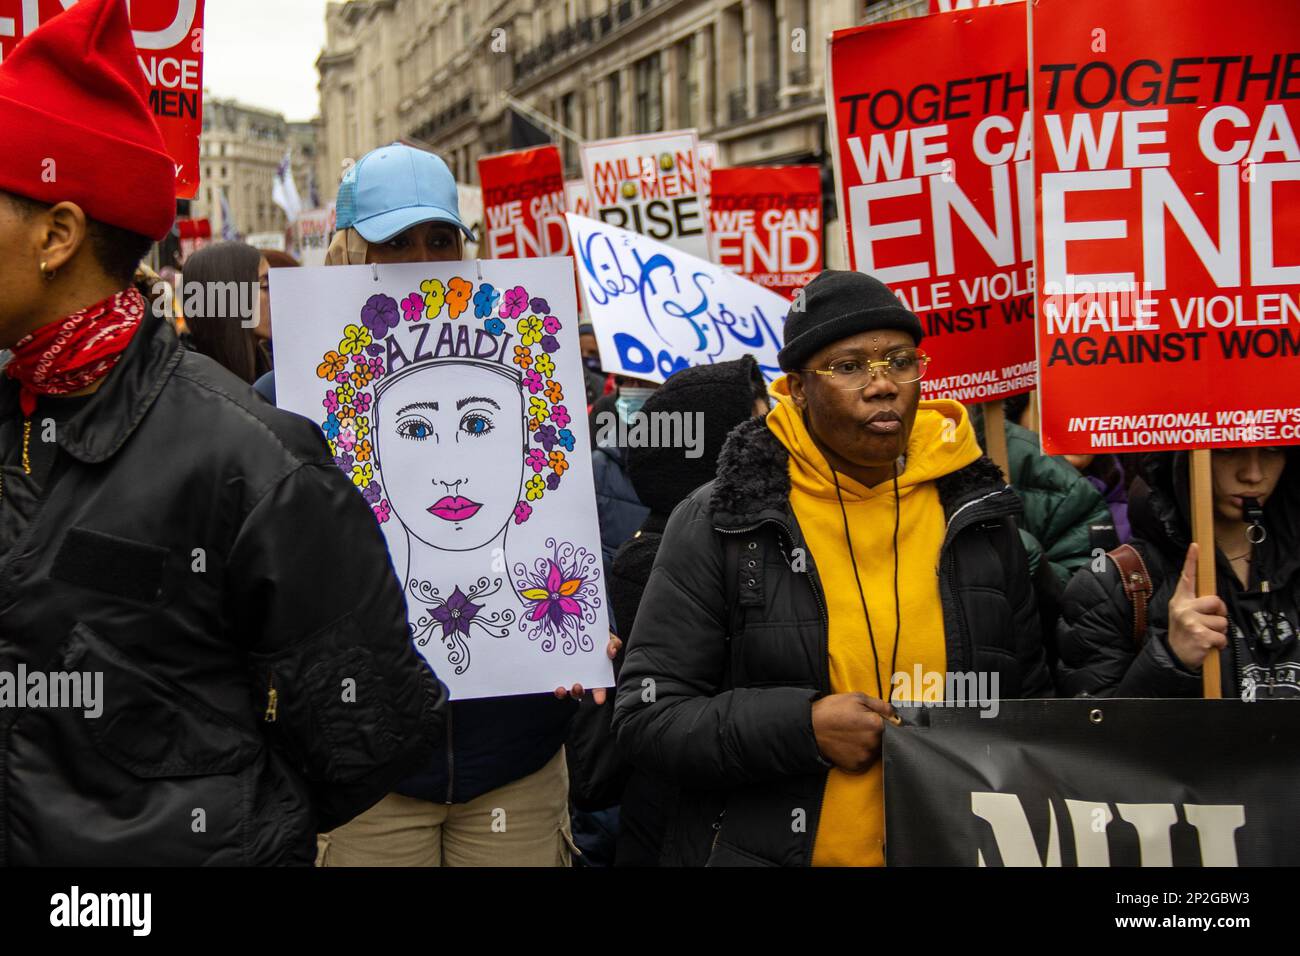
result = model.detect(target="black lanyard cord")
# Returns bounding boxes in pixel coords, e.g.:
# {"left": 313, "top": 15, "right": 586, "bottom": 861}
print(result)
{"left": 831, "top": 463, "right": 902, "bottom": 702}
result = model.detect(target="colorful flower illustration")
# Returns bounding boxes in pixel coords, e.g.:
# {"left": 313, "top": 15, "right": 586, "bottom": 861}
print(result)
{"left": 335, "top": 382, "right": 356, "bottom": 405}
{"left": 354, "top": 393, "right": 372, "bottom": 413}
{"left": 339, "top": 324, "right": 373, "bottom": 356}
{"left": 534, "top": 353, "right": 555, "bottom": 378}
{"left": 550, "top": 404, "right": 571, "bottom": 429}
{"left": 513, "top": 540, "right": 601, "bottom": 655}
{"left": 543, "top": 379, "right": 563, "bottom": 404}
{"left": 429, "top": 586, "right": 481, "bottom": 641}
{"left": 501, "top": 285, "right": 529, "bottom": 319}
{"left": 351, "top": 462, "right": 373, "bottom": 487}
{"left": 539, "top": 334, "right": 560, "bottom": 355}
{"left": 351, "top": 364, "right": 374, "bottom": 388}
{"left": 323, "top": 390, "right": 340, "bottom": 414}
{"left": 534, "top": 423, "right": 557, "bottom": 452}
{"left": 523, "top": 368, "right": 545, "bottom": 394}
{"left": 512, "top": 346, "right": 532, "bottom": 370}
{"left": 355, "top": 439, "right": 374, "bottom": 462}
{"left": 337, "top": 427, "right": 357, "bottom": 452}
{"left": 526, "top": 474, "right": 546, "bottom": 500}
{"left": 446, "top": 277, "right": 473, "bottom": 318}
{"left": 485, "top": 317, "right": 505, "bottom": 336}
{"left": 529, "top": 395, "right": 550, "bottom": 423}
{"left": 546, "top": 472, "right": 561, "bottom": 491}
{"left": 334, "top": 370, "right": 351, "bottom": 384}
{"left": 373, "top": 500, "right": 391, "bottom": 523}
{"left": 322, "top": 413, "right": 341, "bottom": 440}
{"left": 317, "top": 351, "right": 347, "bottom": 380}
{"left": 355, "top": 418, "right": 371, "bottom": 441}
{"left": 420, "top": 278, "right": 445, "bottom": 318}
{"left": 548, "top": 450, "right": 569, "bottom": 476}
{"left": 361, "top": 294, "right": 400, "bottom": 339}
{"left": 474, "top": 283, "right": 501, "bottom": 318}
{"left": 529, "top": 296, "right": 550, "bottom": 315}
{"left": 526, "top": 449, "right": 547, "bottom": 473}
{"left": 516, "top": 315, "right": 543, "bottom": 346}
{"left": 557, "top": 428, "right": 575, "bottom": 452}
{"left": 361, "top": 481, "right": 382, "bottom": 505}
{"left": 334, "top": 451, "right": 354, "bottom": 472}
{"left": 513, "top": 501, "right": 533, "bottom": 524}
{"left": 401, "top": 292, "right": 424, "bottom": 322}
{"left": 367, "top": 356, "right": 384, "bottom": 378}
{"left": 542, "top": 315, "right": 561, "bottom": 335}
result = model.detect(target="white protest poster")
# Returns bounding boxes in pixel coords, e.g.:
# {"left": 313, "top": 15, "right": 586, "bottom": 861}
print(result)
{"left": 566, "top": 212, "right": 790, "bottom": 382}
{"left": 696, "top": 139, "right": 719, "bottom": 204}
{"left": 565, "top": 178, "right": 592, "bottom": 218}
{"left": 580, "top": 129, "right": 710, "bottom": 259}
{"left": 289, "top": 206, "right": 335, "bottom": 267}
{"left": 270, "top": 257, "right": 612, "bottom": 699}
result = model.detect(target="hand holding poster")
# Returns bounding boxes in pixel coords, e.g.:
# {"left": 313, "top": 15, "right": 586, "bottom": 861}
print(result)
{"left": 829, "top": 8, "right": 1038, "bottom": 404}
{"left": 270, "top": 257, "right": 612, "bottom": 699}
{"left": 710, "top": 165, "right": 823, "bottom": 301}
{"left": 1032, "top": 0, "right": 1300, "bottom": 454}
{"left": 580, "top": 129, "right": 711, "bottom": 259}
{"left": 478, "top": 145, "right": 570, "bottom": 258}
{"left": 566, "top": 212, "right": 790, "bottom": 382}
{"left": 0, "top": 0, "right": 205, "bottom": 198}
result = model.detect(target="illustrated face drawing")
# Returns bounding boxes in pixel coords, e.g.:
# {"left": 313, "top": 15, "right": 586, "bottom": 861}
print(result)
{"left": 374, "top": 361, "right": 525, "bottom": 551}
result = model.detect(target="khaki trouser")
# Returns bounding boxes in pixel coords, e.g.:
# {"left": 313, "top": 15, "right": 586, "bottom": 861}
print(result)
{"left": 316, "top": 747, "right": 575, "bottom": 867}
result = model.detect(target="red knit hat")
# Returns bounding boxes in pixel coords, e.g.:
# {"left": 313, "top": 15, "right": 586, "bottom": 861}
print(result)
{"left": 0, "top": 0, "right": 175, "bottom": 241}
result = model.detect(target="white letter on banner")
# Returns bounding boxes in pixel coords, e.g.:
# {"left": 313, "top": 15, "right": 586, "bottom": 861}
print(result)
{"left": 847, "top": 180, "right": 929, "bottom": 285}
{"left": 1250, "top": 163, "right": 1300, "bottom": 287}
{"left": 1065, "top": 799, "right": 1112, "bottom": 866}
{"left": 128, "top": 0, "right": 197, "bottom": 50}
{"left": 930, "top": 163, "right": 1015, "bottom": 277}
{"left": 1141, "top": 166, "right": 1240, "bottom": 291}
{"left": 1183, "top": 804, "right": 1245, "bottom": 867}
{"left": 1040, "top": 170, "right": 1134, "bottom": 288}
{"left": 971, "top": 792, "right": 1061, "bottom": 867}
{"left": 1115, "top": 803, "right": 1179, "bottom": 867}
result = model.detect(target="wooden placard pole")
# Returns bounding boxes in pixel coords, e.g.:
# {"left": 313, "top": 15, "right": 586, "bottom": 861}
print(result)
{"left": 1189, "top": 448, "right": 1221, "bottom": 699}
{"left": 982, "top": 401, "right": 1011, "bottom": 482}
{"left": 1026, "top": 389, "right": 1040, "bottom": 434}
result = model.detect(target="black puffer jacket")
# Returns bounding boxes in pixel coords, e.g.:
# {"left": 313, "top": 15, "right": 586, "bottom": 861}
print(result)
{"left": 1055, "top": 450, "right": 1300, "bottom": 699}
{"left": 0, "top": 307, "right": 448, "bottom": 865}
{"left": 611, "top": 417, "right": 1051, "bottom": 867}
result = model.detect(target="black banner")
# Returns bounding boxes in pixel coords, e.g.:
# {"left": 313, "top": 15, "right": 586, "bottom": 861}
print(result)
{"left": 884, "top": 699, "right": 1300, "bottom": 866}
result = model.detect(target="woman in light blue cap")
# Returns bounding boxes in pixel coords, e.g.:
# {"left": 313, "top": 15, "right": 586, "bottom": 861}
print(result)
{"left": 325, "top": 143, "right": 476, "bottom": 266}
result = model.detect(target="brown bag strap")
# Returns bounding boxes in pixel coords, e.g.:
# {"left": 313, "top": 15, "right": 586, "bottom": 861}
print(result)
{"left": 1107, "top": 543, "right": 1155, "bottom": 647}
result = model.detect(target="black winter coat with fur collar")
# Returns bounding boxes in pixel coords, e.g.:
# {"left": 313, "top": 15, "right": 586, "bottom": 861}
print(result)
{"left": 611, "top": 417, "right": 1052, "bottom": 866}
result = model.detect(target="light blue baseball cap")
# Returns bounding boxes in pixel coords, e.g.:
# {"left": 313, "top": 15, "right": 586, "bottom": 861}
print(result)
{"left": 335, "top": 143, "right": 474, "bottom": 244}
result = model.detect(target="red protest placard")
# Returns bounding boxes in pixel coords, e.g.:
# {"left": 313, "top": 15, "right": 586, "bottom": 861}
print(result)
{"left": 710, "top": 165, "right": 822, "bottom": 301}
{"left": 1033, "top": 0, "right": 1300, "bottom": 454}
{"left": 0, "top": 0, "right": 206, "bottom": 199}
{"left": 477, "top": 144, "right": 570, "bottom": 259}
{"left": 828, "top": 7, "right": 1037, "bottom": 404}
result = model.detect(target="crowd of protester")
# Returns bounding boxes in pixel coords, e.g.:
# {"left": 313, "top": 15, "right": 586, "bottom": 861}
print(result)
{"left": 0, "top": 0, "right": 1294, "bottom": 867}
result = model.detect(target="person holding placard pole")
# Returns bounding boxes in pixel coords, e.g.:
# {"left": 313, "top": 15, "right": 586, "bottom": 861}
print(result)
{"left": 1055, "top": 448, "right": 1298, "bottom": 699}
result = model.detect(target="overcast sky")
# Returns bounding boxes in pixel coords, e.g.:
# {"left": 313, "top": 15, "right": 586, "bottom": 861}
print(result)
{"left": 203, "top": 0, "right": 330, "bottom": 121}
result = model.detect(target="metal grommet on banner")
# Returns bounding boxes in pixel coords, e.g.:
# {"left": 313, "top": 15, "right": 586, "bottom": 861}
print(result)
{"left": 476, "top": 259, "right": 483, "bottom": 282}
{"left": 1247, "top": 523, "right": 1267, "bottom": 545}
{"left": 371, "top": 264, "right": 380, "bottom": 282}
{"left": 1089, "top": 708, "right": 1104, "bottom": 725}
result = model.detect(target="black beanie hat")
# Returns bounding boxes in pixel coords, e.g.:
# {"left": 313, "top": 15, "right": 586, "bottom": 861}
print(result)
{"left": 626, "top": 355, "right": 766, "bottom": 516}
{"left": 777, "top": 270, "right": 924, "bottom": 372}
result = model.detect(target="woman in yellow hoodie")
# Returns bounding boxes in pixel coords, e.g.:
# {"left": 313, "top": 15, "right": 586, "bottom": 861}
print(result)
{"left": 612, "top": 270, "right": 1052, "bottom": 866}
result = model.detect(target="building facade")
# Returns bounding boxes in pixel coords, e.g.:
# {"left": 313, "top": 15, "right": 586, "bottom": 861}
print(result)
{"left": 315, "top": 0, "right": 929, "bottom": 206}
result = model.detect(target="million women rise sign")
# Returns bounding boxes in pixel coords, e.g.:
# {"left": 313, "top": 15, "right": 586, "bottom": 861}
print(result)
{"left": 1032, "top": 0, "right": 1300, "bottom": 454}
{"left": 828, "top": 7, "right": 1038, "bottom": 404}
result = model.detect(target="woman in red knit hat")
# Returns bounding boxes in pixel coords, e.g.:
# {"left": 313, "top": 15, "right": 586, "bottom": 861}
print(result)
{"left": 0, "top": 0, "right": 447, "bottom": 865}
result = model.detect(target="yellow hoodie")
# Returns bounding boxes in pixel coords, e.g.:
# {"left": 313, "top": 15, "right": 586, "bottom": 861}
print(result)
{"left": 766, "top": 376, "right": 982, "bottom": 867}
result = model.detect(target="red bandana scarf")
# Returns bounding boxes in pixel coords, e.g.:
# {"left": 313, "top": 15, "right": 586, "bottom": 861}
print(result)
{"left": 6, "top": 287, "right": 145, "bottom": 417}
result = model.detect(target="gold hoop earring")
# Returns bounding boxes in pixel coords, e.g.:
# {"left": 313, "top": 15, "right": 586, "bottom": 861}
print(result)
{"left": 39, "top": 261, "right": 55, "bottom": 281}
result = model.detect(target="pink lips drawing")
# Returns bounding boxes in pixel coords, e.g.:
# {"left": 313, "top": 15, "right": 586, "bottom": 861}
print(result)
{"left": 428, "top": 496, "right": 482, "bottom": 521}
